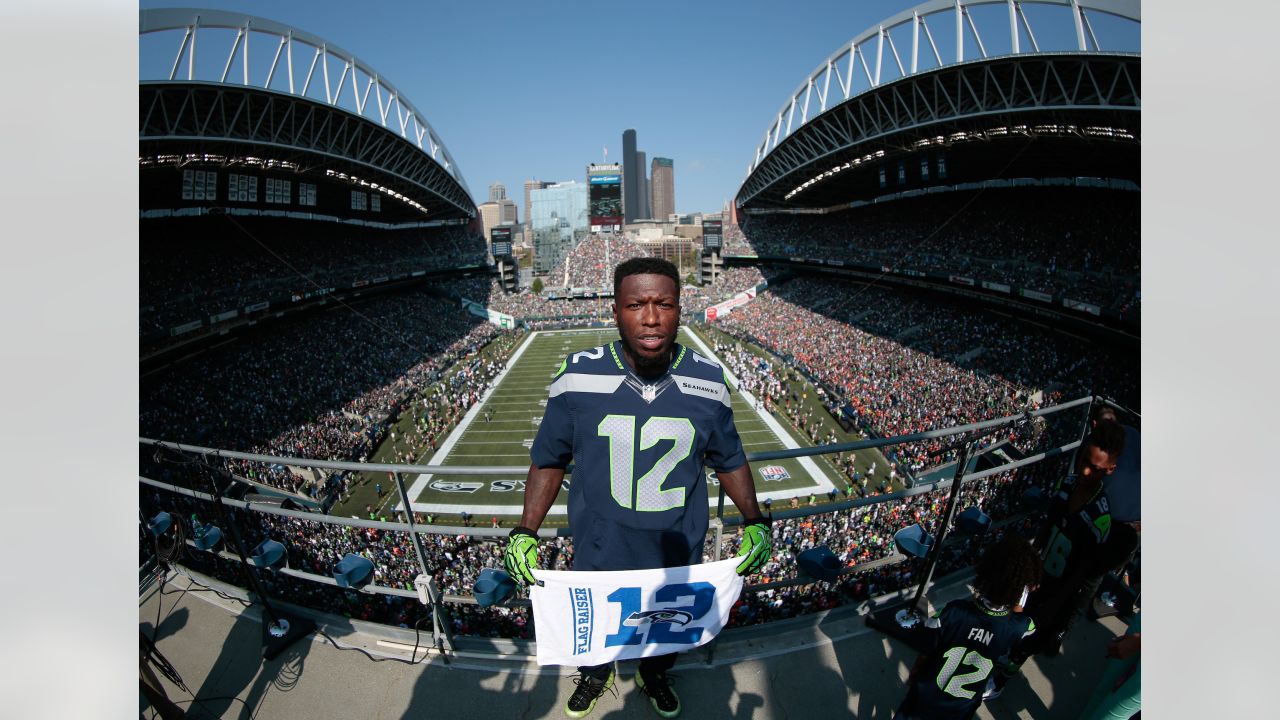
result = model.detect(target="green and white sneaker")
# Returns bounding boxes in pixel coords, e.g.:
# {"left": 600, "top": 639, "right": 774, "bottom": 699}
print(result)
{"left": 636, "top": 669, "right": 680, "bottom": 718}
{"left": 565, "top": 666, "right": 615, "bottom": 718}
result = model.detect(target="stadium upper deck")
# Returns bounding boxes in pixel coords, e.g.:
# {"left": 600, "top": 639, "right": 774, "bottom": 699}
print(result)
{"left": 736, "top": 0, "right": 1140, "bottom": 212}
{"left": 139, "top": 7, "right": 476, "bottom": 223}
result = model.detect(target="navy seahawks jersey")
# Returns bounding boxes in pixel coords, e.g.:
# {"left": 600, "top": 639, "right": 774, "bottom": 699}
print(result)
{"left": 531, "top": 341, "right": 746, "bottom": 572}
{"left": 1039, "top": 474, "right": 1118, "bottom": 584}
{"left": 900, "top": 598, "right": 1035, "bottom": 720}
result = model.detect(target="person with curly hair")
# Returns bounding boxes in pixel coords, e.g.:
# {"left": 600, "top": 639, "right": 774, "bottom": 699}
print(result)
{"left": 894, "top": 533, "right": 1042, "bottom": 720}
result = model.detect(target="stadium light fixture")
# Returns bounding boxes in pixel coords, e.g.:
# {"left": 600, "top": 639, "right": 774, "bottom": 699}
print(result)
{"left": 190, "top": 514, "right": 223, "bottom": 552}
{"left": 893, "top": 524, "right": 935, "bottom": 559}
{"left": 148, "top": 511, "right": 173, "bottom": 537}
{"left": 248, "top": 539, "right": 287, "bottom": 571}
{"left": 796, "top": 546, "right": 843, "bottom": 583}
{"left": 955, "top": 506, "right": 992, "bottom": 535}
{"left": 473, "top": 568, "right": 516, "bottom": 607}
{"left": 332, "top": 554, "right": 375, "bottom": 589}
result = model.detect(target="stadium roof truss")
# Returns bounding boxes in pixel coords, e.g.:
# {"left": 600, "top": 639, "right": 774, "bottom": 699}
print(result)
{"left": 139, "top": 8, "right": 475, "bottom": 218}
{"left": 737, "top": 0, "right": 1140, "bottom": 209}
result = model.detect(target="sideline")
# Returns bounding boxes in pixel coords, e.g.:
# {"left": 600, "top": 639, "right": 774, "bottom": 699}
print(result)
{"left": 400, "top": 330, "right": 547, "bottom": 514}
{"left": 683, "top": 327, "right": 837, "bottom": 497}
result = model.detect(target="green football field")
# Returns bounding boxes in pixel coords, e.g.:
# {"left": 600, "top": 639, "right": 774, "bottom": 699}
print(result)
{"left": 391, "top": 326, "right": 860, "bottom": 525}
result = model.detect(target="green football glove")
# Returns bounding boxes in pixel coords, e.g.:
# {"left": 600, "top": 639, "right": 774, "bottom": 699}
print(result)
{"left": 503, "top": 526, "right": 541, "bottom": 586}
{"left": 736, "top": 517, "right": 773, "bottom": 576}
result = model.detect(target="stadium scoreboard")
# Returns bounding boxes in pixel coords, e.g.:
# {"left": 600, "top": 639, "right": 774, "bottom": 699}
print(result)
{"left": 490, "top": 226, "right": 513, "bottom": 258}
{"left": 587, "top": 163, "right": 623, "bottom": 231}
{"left": 702, "top": 219, "right": 723, "bottom": 251}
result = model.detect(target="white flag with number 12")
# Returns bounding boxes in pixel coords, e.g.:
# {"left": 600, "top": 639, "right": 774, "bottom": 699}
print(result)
{"left": 529, "top": 557, "right": 743, "bottom": 666}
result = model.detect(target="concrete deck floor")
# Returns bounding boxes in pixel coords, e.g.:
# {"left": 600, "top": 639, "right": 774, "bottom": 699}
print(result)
{"left": 139, "top": 568, "right": 1128, "bottom": 719}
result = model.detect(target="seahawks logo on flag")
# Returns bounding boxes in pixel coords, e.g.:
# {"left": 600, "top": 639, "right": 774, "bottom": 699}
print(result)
{"left": 623, "top": 609, "right": 694, "bottom": 627}
{"left": 530, "top": 558, "right": 744, "bottom": 666}
{"left": 759, "top": 465, "right": 791, "bottom": 481}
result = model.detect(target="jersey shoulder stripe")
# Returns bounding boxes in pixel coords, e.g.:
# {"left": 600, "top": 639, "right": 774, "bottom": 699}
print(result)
{"left": 548, "top": 373, "right": 625, "bottom": 397}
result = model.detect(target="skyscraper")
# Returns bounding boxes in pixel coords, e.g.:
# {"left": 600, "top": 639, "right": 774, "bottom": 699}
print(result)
{"left": 523, "top": 180, "right": 550, "bottom": 232}
{"left": 486, "top": 182, "right": 517, "bottom": 224}
{"left": 636, "top": 150, "right": 649, "bottom": 220}
{"left": 530, "top": 181, "right": 588, "bottom": 275}
{"left": 651, "top": 157, "right": 675, "bottom": 221}
{"left": 479, "top": 202, "right": 503, "bottom": 240}
{"left": 622, "top": 129, "right": 640, "bottom": 224}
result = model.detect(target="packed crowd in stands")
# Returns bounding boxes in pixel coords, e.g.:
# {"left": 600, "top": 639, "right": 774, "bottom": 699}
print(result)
{"left": 681, "top": 266, "right": 769, "bottom": 310}
{"left": 713, "top": 275, "right": 1137, "bottom": 474}
{"left": 140, "top": 217, "right": 483, "bottom": 338}
{"left": 141, "top": 449, "right": 1063, "bottom": 638}
{"left": 140, "top": 289, "right": 520, "bottom": 502}
{"left": 544, "top": 233, "right": 653, "bottom": 289}
{"left": 476, "top": 259, "right": 768, "bottom": 327}
{"left": 735, "top": 187, "right": 1139, "bottom": 312}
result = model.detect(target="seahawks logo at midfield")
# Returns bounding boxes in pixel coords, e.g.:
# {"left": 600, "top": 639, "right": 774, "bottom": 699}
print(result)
{"left": 622, "top": 609, "right": 694, "bottom": 627}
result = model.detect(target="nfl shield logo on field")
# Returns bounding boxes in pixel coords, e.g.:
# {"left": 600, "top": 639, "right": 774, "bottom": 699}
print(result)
{"left": 759, "top": 465, "right": 791, "bottom": 481}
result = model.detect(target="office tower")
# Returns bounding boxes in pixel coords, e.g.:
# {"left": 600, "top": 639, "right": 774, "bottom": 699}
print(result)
{"left": 488, "top": 182, "right": 507, "bottom": 202}
{"left": 636, "top": 150, "right": 649, "bottom": 220}
{"left": 530, "top": 181, "right": 589, "bottom": 275}
{"left": 523, "top": 180, "right": 550, "bottom": 232}
{"left": 622, "top": 129, "right": 640, "bottom": 224}
{"left": 651, "top": 157, "right": 675, "bottom": 221}
{"left": 479, "top": 201, "right": 503, "bottom": 240}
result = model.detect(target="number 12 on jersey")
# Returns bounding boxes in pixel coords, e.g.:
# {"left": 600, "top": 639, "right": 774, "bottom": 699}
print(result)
{"left": 936, "top": 646, "right": 994, "bottom": 699}
{"left": 597, "top": 415, "right": 695, "bottom": 512}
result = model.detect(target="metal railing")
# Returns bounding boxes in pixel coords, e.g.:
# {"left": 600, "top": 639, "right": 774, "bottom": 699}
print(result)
{"left": 139, "top": 394, "right": 1099, "bottom": 653}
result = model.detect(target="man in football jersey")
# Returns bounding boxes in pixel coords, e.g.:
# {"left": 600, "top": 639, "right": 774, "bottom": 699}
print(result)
{"left": 895, "top": 534, "right": 1042, "bottom": 720}
{"left": 503, "top": 257, "right": 773, "bottom": 718}
{"left": 990, "top": 419, "right": 1138, "bottom": 694}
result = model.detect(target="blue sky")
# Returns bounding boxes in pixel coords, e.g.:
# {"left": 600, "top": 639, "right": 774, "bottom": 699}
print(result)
{"left": 138, "top": 0, "right": 1138, "bottom": 215}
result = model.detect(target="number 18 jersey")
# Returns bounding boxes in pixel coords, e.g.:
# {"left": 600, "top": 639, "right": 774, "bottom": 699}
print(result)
{"left": 530, "top": 341, "right": 747, "bottom": 572}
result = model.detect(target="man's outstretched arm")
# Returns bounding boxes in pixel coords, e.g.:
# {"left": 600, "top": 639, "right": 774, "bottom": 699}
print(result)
{"left": 520, "top": 464, "right": 565, "bottom": 532}
{"left": 716, "top": 462, "right": 763, "bottom": 520}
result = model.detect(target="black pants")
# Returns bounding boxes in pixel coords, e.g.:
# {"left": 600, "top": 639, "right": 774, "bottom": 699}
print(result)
{"left": 581, "top": 652, "right": 676, "bottom": 680}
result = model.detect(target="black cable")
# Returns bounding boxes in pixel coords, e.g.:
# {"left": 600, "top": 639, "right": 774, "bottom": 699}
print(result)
{"left": 313, "top": 614, "right": 431, "bottom": 666}
{"left": 163, "top": 561, "right": 432, "bottom": 666}
{"left": 141, "top": 631, "right": 190, "bottom": 695}
{"left": 174, "top": 694, "right": 254, "bottom": 719}
{"left": 168, "top": 567, "right": 251, "bottom": 607}
{"left": 150, "top": 569, "right": 167, "bottom": 642}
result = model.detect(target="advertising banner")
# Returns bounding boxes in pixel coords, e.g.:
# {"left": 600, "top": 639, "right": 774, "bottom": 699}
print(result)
{"left": 703, "top": 287, "right": 758, "bottom": 322}
{"left": 461, "top": 298, "right": 516, "bottom": 329}
{"left": 170, "top": 320, "right": 202, "bottom": 336}
{"left": 1062, "top": 298, "right": 1102, "bottom": 316}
